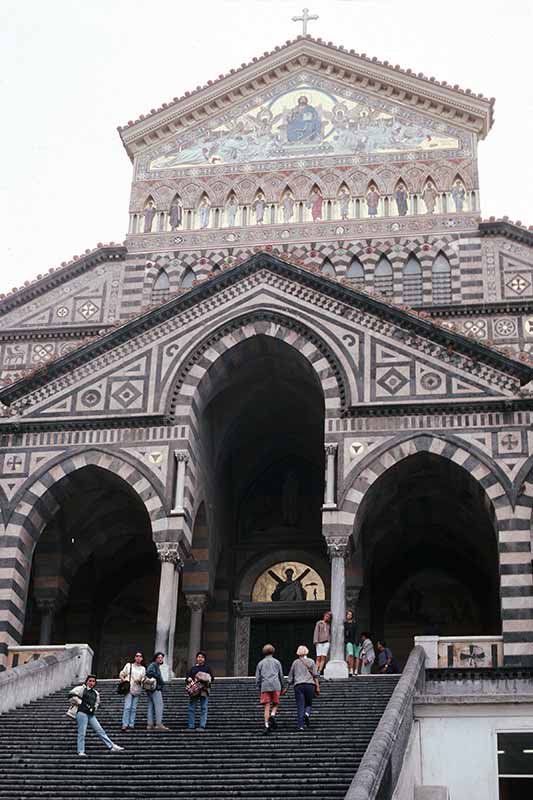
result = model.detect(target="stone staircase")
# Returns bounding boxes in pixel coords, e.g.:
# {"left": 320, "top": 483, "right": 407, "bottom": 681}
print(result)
{"left": 0, "top": 675, "right": 399, "bottom": 799}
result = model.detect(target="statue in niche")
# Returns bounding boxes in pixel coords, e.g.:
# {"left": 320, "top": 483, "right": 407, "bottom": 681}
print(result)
{"left": 198, "top": 197, "right": 211, "bottom": 229}
{"left": 423, "top": 182, "right": 437, "bottom": 214}
{"left": 143, "top": 200, "right": 156, "bottom": 233}
{"left": 169, "top": 197, "right": 183, "bottom": 231}
{"left": 253, "top": 192, "right": 266, "bottom": 224}
{"left": 308, "top": 187, "right": 323, "bottom": 222}
{"left": 268, "top": 566, "right": 311, "bottom": 601}
{"left": 282, "top": 191, "right": 295, "bottom": 223}
{"left": 226, "top": 195, "right": 238, "bottom": 226}
{"left": 395, "top": 183, "right": 409, "bottom": 217}
{"left": 338, "top": 187, "right": 351, "bottom": 220}
{"left": 366, "top": 185, "right": 380, "bottom": 217}
{"left": 282, "top": 470, "right": 300, "bottom": 526}
{"left": 287, "top": 95, "right": 322, "bottom": 143}
{"left": 451, "top": 180, "right": 466, "bottom": 212}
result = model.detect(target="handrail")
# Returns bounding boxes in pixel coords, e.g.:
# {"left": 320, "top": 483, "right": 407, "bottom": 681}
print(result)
{"left": 345, "top": 645, "right": 426, "bottom": 800}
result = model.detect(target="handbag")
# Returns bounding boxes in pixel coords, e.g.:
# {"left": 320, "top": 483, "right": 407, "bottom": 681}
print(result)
{"left": 186, "top": 678, "right": 203, "bottom": 697}
{"left": 143, "top": 675, "right": 157, "bottom": 692}
{"left": 117, "top": 663, "right": 132, "bottom": 696}
{"left": 305, "top": 660, "right": 320, "bottom": 696}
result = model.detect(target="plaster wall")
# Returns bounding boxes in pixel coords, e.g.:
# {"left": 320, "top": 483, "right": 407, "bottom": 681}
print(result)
{"left": 415, "top": 701, "right": 533, "bottom": 800}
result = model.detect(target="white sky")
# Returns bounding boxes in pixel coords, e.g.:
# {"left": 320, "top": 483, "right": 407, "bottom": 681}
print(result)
{"left": 1, "top": 0, "right": 532, "bottom": 293}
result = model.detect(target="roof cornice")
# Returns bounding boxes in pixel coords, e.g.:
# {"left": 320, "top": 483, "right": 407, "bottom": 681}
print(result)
{"left": 479, "top": 219, "right": 533, "bottom": 248}
{"left": 118, "top": 37, "right": 493, "bottom": 159}
{"left": 1, "top": 252, "right": 531, "bottom": 406}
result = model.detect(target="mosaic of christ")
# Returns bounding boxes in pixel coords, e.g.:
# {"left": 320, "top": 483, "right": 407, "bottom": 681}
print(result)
{"left": 150, "top": 85, "right": 460, "bottom": 171}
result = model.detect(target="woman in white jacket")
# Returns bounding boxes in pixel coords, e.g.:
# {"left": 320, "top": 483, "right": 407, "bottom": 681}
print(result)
{"left": 119, "top": 651, "right": 146, "bottom": 731}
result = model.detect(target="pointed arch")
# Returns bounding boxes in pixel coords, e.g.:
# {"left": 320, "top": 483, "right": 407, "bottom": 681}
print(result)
{"left": 432, "top": 251, "right": 452, "bottom": 304}
{"left": 151, "top": 268, "right": 170, "bottom": 305}
{"left": 345, "top": 256, "right": 365, "bottom": 290}
{"left": 321, "top": 257, "right": 336, "bottom": 277}
{"left": 402, "top": 254, "right": 422, "bottom": 305}
{"left": 180, "top": 267, "right": 196, "bottom": 289}
{"left": 374, "top": 254, "right": 393, "bottom": 297}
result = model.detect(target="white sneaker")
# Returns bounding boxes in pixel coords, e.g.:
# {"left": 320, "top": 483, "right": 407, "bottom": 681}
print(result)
{"left": 110, "top": 744, "right": 124, "bottom": 753}
{"left": 78, "top": 752, "right": 87, "bottom": 757}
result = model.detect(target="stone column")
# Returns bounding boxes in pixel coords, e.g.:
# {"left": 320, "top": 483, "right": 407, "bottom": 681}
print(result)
{"left": 171, "top": 451, "right": 189, "bottom": 515}
{"left": 166, "top": 566, "right": 181, "bottom": 676}
{"left": 323, "top": 443, "right": 338, "bottom": 509}
{"left": 155, "top": 543, "right": 182, "bottom": 676}
{"left": 324, "top": 535, "right": 350, "bottom": 680}
{"left": 185, "top": 593, "right": 208, "bottom": 667}
{"left": 36, "top": 599, "right": 56, "bottom": 645}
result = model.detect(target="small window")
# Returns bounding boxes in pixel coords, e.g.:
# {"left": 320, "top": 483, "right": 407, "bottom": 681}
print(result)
{"left": 321, "top": 258, "right": 336, "bottom": 277}
{"left": 374, "top": 255, "right": 393, "bottom": 297}
{"left": 180, "top": 268, "right": 195, "bottom": 289}
{"left": 346, "top": 257, "right": 364, "bottom": 290}
{"left": 151, "top": 269, "right": 170, "bottom": 305}
{"left": 403, "top": 255, "right": 422, "bottom": 305}
{"left": 432, "top": 252, "right": 451, "bottom": 304}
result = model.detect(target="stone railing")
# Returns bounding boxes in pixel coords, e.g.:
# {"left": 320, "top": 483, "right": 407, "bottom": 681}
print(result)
{"left": 344, "top": 645, "right": 426, "bottom": 800}
{"left": 0, "top": 644, "right": 93, "bottom": 715}
{"left": 415, "top": 635, "right": 503, "bottom": 669}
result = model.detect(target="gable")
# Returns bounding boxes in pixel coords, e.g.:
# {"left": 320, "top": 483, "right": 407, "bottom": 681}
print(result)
{"left": 142, "top": 74, "right": 468, "bottom": 180}
{"left": 0, "top": 255, "right": 529, "bottom": 425}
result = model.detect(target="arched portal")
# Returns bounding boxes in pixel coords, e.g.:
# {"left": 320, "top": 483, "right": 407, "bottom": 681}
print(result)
{"left": 23, "top": 466, "right": 167, "bottom": 675}
{"left": 355, "top": 452, "right": 501, "bottom": 665}
{"left": 196, "top": 335, "right": 327, "bottom": 675}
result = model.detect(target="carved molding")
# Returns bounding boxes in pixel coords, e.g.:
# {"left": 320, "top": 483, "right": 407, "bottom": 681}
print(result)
{"left": 324, "top": 534, "right": 351, "bottom": 560}
{"left": 156, "top": 542, "right": 184, "bottom": 566}
{"left": 185, "top": 593, "right": 208, "bottom": 613}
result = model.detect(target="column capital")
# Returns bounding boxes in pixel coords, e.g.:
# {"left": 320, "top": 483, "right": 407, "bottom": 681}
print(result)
{"left": 174, "top": 449, "right": 189, "bottom": 463}
{"left": 324, "top": 534, "right": 351, "bottom": 560}
{"left": 34, "top": 592, "right": 66, "bottom": 614}
{"left": 156, "top": 542, "right": 184, "bottom": 567}
{"left": 325, "top": 442, "right": 338, "bottom": 457}
{"left": 185, "top": 593, "right": 208, "bottom": 613}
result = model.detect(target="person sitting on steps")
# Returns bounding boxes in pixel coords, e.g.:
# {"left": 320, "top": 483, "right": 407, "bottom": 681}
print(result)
{"left": 69, "top": 674, "right": 124, "bottom": 757}
{"left": 145, "top": 652, "right": 170, "bottom": 731}
{"left": 186, "top": 651, "right": 215, "bottom": 731}
{"left": 255, "top": 643, "right": 284, "bottom": 735}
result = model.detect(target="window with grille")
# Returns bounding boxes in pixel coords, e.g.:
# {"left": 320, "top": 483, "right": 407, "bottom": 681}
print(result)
{"left": 403, "top": 255, "right": 422, "bottom": 305}
{"left": 181, "top": 268, "right": 195, "bottom": 289}
{"left": 374, "top": 255, "right": 393, "bottom": 297}
{"left": 346, "top": 257, "right": 365, "bottom": 290}
{"left": 151, "top": 269, "right": 170, "bottom": 305}
{"left": 432, "top": 252, "right": 452, "bottom": 304}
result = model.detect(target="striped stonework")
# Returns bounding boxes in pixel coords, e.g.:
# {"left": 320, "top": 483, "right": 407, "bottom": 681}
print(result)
{"left": 0, "top": 448, "right": 172, "bottom": 670}
{"left": 336, "top": 431, "right": 533, "bottom": 665}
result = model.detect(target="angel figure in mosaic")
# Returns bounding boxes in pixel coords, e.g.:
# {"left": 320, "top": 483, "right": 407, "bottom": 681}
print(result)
{"left": 308, "top": 187, "right": 323, "bottom": 222}
{"left": 366, "top": 185, "right": 380, "bottom": 217}
{"left": 395, "top": 183, "right": 409, "bottom": 217}
{"left": 198, "top": 197, "right": 211, "bottom": 229}
{"left": 451, "top": 179, "right": 466, "bottom": 212}
{"left": 253, "top": 192, "right": 266, "bottom": 224}
{"left": 143, "top": 200, "right": 156, "bottom": 233}
{"left": 282, "top": 191, "right": 295, "bottom": 223}
{"left": 226, "top": 194, "right": 238, "bottom": 227}
{"left": 338, "top": 186, "right": 351, "bottom": 220}
{"left": 423, "top": 182, "right": 437, "bottom": 214}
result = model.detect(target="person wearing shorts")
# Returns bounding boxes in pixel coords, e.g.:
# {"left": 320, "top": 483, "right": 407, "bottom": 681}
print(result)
{"left": 313, "top": 611, "right": 331, "bottom": 674}
{"left": 255, "top": 644, "right": 284, "bottom": 735}
{"left": 344, "top": 609, "right": 360, "bottom": 676}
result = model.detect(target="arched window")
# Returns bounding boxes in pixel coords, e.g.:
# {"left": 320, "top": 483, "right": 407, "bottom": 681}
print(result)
{"left": 432, "top": 252, "right": 452, "bottom": 304}
{"left": 346, "top": 256, "right": 364, "bottom": 290}
{"left": 402, "top": 255, "right": 422, "bottom": 305}
{"left": 151, "top": 269, "right": 170, "bottom": 305}
{"left": 321, "top": 258, "right": 336, "bottom": 277}
{"left": 180, "top": 267, "right": 195, "bottom": 289}
{"left": 374, "top": 255, "right": 393, "bottom": 297}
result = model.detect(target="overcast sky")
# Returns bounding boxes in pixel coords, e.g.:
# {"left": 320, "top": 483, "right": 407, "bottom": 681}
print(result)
{"left": 1, "top": 0, "right": 532, "bottom": 293}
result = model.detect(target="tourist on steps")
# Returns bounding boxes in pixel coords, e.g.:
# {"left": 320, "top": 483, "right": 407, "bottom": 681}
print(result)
{"left": 119, "top": 650, "right": 146, "bottom": 731}
{"left": 376, "top": 640, "right": 400, "bottom": 674}
{"left": 284, "top": 645, "right": 320, "bottom": 731}
{"left": 69, "top": 675, "right": 124, "bottom": 757}
{"left": 255, "top": 643, "right": 284, "bottom": 735}
{"left": 344, "top": 609, "right": 359, "bottom": 676}
{"left": 145, "top": 652, "right": 170, "bottom": 731}
{"left": 359, "top": 632, "right": 376, "bottom": 674}
{"left": 186, "top": 651, "right": 215, "bottom": 731}
{"left": 313, "top": 610, "right": 331, "bottom": 674}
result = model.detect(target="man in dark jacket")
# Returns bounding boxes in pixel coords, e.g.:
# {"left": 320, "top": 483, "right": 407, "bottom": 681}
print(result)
{"left": 69, "top": 675, "right": 124, "bottom": 756}
{"left": 145, "top": 653, "right": 170, "bottom": 731}
{"left": 186, "top": 651, "right": 215, "bottom": 730}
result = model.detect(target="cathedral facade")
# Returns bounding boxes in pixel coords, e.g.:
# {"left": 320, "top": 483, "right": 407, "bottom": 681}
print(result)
{"left": 1, "top": 37, "right": 533, "bottom": 677}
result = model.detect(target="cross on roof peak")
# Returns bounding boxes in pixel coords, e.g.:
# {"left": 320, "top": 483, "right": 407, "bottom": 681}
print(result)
{"left": 291, "top": 8, "right": 319, "bottom": 36}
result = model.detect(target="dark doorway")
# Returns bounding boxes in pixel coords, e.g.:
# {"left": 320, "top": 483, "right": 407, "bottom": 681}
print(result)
{"left": 249, "top": 617, "right": 316, "bottom": 675}
{"left": 499, "top": 779, "right": 533, "bottom": 799}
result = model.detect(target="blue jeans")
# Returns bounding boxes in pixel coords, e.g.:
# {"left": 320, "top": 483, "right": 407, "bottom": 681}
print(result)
{"left": 146, "top": 689, "right": 163, "bottom": 726}
{"left": 294, "top": 683, "right": 315, "bottom": 729}
{"left": 188, "top": 695, "right": 208, "bottom": 729}
{"left": 122, "top": 692, "right": 140, "bottom": 727}
{"left": 77, "top": 711, "right": 113, "bottom": 754}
